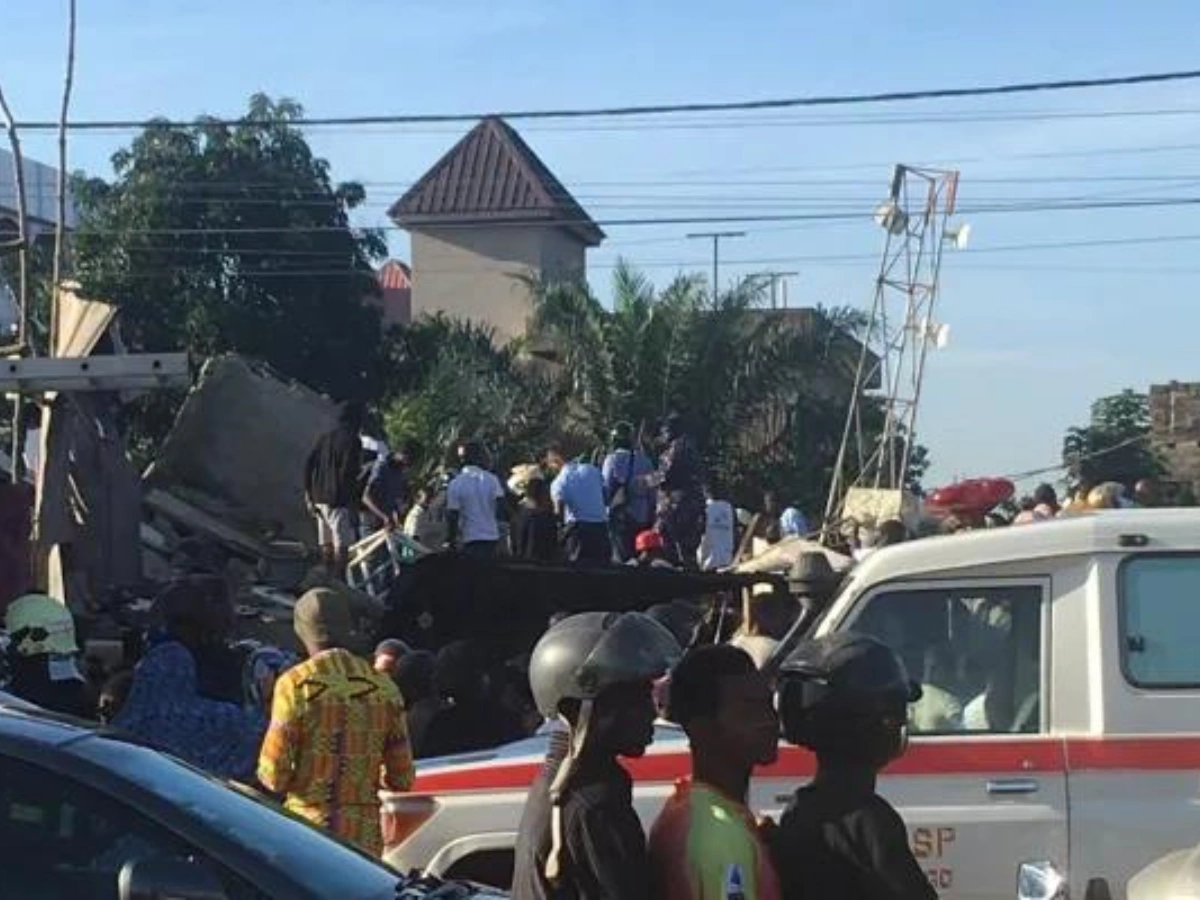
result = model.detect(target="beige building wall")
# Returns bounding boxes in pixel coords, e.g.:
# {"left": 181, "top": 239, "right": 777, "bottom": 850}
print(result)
{"left": 410, "top": 225, "right": 585, "bottom": 343}
{"left": 538, "top": 226, "right": 587, "bottom": 282}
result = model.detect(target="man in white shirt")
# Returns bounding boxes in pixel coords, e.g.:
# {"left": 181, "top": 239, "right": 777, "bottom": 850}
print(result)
{"left": 445, "top": 441, "right": 505, "bottom": 559}
{"left": 697, "top": 483, "right": 735, "bottom": 571}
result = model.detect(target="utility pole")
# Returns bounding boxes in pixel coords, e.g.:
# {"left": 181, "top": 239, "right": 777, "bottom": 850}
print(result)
{"left": 0, "top": 85, "right": 30, "bottom": 484}
{"left": 757, "top": 270, "right": 799, "bottom": 308}
{"left": 687, "top": 231, "right": 744, "bottom": 302}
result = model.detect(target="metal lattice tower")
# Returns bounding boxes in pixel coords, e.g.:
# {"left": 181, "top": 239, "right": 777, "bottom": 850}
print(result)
{"left": 824, "top": 164, "right": 962, "bottom": 525}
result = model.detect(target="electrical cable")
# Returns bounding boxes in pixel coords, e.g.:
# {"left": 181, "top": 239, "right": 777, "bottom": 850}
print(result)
{"left": 999, "top": 435, "right": 1150, "bottom": 483}
{"left": 17, "top": 66, "right": 1200, "bottom": 131}
{"left": 54, "top": 195, "right": 1200, "bottom": 237}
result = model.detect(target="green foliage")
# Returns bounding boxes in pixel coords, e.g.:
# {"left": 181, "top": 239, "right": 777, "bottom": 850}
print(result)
{"left": 71, "top": 94, "right": 387, "bottom": 456}
{"left": 0, "top": 229, "right": 55, "bottom": 354}
{"left": 1063, "top": 389, "right": 1165, "bottom": 488}
{"left": 381, "top": 315, "right": 566, "bottom": 483}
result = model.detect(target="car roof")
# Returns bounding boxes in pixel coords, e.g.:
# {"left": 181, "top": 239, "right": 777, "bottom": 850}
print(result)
{"left": 849, "top": 509, "right": 1200, "bottom": 587}
{"left": 0, "top": 696, "right": 97, "bottom": 748}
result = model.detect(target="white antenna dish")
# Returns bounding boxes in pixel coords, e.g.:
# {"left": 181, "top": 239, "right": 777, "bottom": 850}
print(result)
{"left": 874, "top": 201, "right": 909, "bottom": 236}
{"left": 933, "top": 322, "right": 951, "bottom": 349}
{"left": 922, "top": 318, "right": 951, "bottom": 349}
{"left": 945, "top": 222, "right": 972, "bottom": 250}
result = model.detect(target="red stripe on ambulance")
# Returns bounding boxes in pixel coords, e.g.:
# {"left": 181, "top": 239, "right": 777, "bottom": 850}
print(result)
{"left": 412, "top": 736, "right": 1200, "bottom": 794}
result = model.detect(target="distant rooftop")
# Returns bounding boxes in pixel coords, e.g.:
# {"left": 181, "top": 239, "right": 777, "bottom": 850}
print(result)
{"left": 388, "top": 116, "right": 603, "bottom": 247}
{"left": 0, "top": 149, "right": 78, "bottom": 231}
{"left": 378, "top": 259, "right": 412, "bottom": 291}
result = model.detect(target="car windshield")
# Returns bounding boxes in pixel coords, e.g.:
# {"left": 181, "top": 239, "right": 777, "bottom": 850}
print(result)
{"left": 72, "top": 735, "right": 398, "bottom": 900}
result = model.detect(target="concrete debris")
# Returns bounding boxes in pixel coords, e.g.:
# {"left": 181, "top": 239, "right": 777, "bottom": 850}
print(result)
{"left": 146, "top": 354, "right": 338, "bottom": 543}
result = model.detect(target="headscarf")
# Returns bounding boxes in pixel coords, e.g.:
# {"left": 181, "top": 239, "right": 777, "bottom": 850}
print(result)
{"left": 113, "top": 641, "right": 264, "bottom": 781}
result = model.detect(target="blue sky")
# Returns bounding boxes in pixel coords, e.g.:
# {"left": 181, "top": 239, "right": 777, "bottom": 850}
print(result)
{"left": 5, "top": 0, "right": 1200, "bottom": 488}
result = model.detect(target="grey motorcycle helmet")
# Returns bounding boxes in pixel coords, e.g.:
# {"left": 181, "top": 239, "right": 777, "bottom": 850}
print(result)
{"left": 530, "top": 611, "right": 681, "bottom": 719}
{"left": 529, "top": 611, "right": 681, "bottom": 886}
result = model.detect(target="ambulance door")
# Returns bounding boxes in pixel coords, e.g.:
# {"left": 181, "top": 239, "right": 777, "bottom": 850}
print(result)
{"left": 1066, "top": 553, "right": 1200, "bottom": 898}
{"left": 842, "top": 577, "right": 1067, "bottom": 900}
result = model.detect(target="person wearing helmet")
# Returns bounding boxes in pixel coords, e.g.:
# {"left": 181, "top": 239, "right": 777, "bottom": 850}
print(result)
{"left": 771, "top": 632, "right": 935, "bottom": 900}
{"left": 4, "top": 593, "right": 90, "bottom": 718}
{"left": 628, "top": 528, "right": 675, "bottom": 569}
{"left": 512, "top": 612, "right": 681, "bottom": 900}
{"left": 602, "top": 422, "right": 655, "bottom": 562}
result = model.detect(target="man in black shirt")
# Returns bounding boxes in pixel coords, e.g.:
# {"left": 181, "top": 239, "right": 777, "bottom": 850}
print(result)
{"left": 304, "top": 402, "right": 364, "bottom": 577}
{"left": 513, "top": 477, "right": 559, "bottom": 562}
{"left": 513, "top": 611, "right": 680, "bottom": 900}
{"left": 363, "top": 439, "right": 418, "bottom": 533}
{"left": 771, "top": 632, "right": 936, "bottom": 900}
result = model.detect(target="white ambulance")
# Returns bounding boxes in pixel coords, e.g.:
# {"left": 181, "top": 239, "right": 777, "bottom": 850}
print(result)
{"left": 385, "top": 509, "right": 1200, "bottom": 900}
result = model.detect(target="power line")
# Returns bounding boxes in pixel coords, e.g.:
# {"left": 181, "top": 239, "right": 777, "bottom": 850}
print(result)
{"left": 664, "top": 141, "right": 1200, "bottom": 179}
{"left": 41, "top": 105, "right": 1200, "bottom": 137}
{"left": 90, "top": 230, "right": 1200, "bottom": 263}
{"left": 16, "top": 170, "right": 1200, "bottom": 196}
{"left": 54, "top": 196, "right": 1200, "bottom": 237}
{"left": 78, "top": 230, "right": 1200, "bottom": 281}
{"left": 1000, "top": 435, "right": 1150, "bottom": 483}
{"left": 17, "top": 66, "right": 1200, "bottom": 131}
{"left": 29, "top": 192, "right": 1198, "bottom": 212}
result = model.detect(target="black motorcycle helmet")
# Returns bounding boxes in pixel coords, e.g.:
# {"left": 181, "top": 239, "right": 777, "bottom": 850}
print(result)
{"left": 777, "top": 631, "right": 921, "bottom": 767}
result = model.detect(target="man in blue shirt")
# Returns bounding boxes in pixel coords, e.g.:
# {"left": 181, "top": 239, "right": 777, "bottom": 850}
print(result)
{"left": 547, "top": 446, "right": 612, "bottom": 565}
{"left": 780, "top": 505, "right": 809, "bottom": 539}
{"left": 601, "top": 422, "right": 655, "bottom": 562}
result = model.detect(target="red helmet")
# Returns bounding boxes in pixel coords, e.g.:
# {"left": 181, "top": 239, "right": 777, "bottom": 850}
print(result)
{"left": 635, "top": 530, "right": 665, "bottom": 554}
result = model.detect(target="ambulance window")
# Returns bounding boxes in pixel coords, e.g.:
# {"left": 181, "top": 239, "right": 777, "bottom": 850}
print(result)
{"left": 851, "top": 584, "right": 1043, "bottom": 735}
{"left": 1120, "top": 555, "right": 1200, "bottom": 687}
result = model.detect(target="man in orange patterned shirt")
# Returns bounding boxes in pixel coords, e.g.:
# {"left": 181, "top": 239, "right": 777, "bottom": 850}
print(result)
{"left": 258, "top": 588, "right": 413, "bottom": 855}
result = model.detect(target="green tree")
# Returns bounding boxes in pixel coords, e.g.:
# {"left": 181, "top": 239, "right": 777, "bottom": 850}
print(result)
{"left": 72, "top": 94, "right": 387, "bottom": 457}
{"left": 381, "top": 315, "right": 565, "bottom": 483}
{"left": 1063, "top": 389, "right": 1164, "bottom": 488}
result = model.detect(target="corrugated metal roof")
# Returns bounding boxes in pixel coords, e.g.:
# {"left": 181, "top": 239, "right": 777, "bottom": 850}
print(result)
{"left": 388, "top": 117, "right": 604, "bottom": 246}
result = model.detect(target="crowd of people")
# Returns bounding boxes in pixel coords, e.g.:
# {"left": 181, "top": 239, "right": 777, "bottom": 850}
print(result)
{"left": 303, "top": 405, "right": 755, "bottom": 577}
{"left": 0, "top": 575, "right": 547, "bottom": 858}
{"left": 0, "top": 395, "right": 1173, "bottom": 895}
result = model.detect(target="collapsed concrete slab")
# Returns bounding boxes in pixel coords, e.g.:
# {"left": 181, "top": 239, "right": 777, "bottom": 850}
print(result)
{"left": 146, "top": 355, "right": 337, "bottom": 545}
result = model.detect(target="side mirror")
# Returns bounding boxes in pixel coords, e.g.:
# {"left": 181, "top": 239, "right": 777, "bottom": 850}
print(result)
{"left": 119, "top": 856, "right": 228, "bottom": 900}
{"left": 1018, "top": 860, "right": 1068, "bottom": 900}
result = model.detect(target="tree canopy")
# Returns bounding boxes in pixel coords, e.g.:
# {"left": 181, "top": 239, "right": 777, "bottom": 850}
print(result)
{"left": 71, "top": 94, "right": 387, "bottom": 453}
{"left": 1063, "top": 389, "right": 1164, "bottom": 488}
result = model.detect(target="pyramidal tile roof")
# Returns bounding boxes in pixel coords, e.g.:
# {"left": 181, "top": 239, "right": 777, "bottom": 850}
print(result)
{"left": 388, "top": 117, "right": 604, "bottom": 246}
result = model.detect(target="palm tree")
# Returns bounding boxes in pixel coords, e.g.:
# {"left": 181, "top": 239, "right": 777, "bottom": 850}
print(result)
{"left": 528, "top": 259, "right": 870, "bottom": 505}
